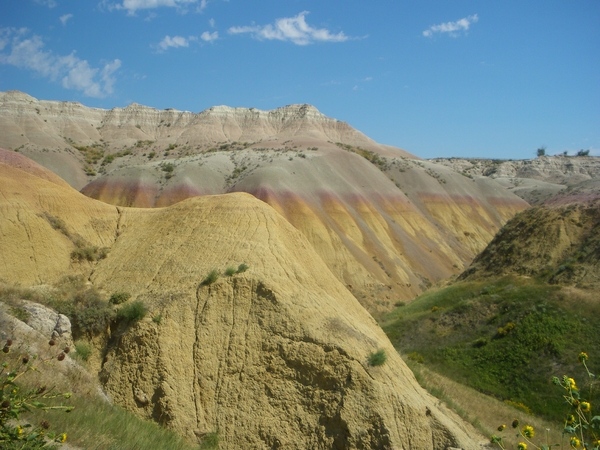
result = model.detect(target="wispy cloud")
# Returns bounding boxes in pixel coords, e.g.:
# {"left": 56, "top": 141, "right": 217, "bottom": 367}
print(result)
{"left": 229, "top": 11, "right": 349, "bottom": 45}
{"left": 103, "top": 0, "right": 200, "bottom": 15}
{"left": 33, "top": 0, "right": 57, "bottom": 8}
{"left": 156, "top": 35, "right": 197, "bottom": 51}
{"left": 197, "top": 0, "right": 207, "bottom": 12}
{"left": 423, "top": 14, "right": 478, "bottom": 37}
{"left": 0, "top": 28, "right": 121, "bottom": 98}
{"left": 60, "top": 14, "right": 73, "bottom": 26}
{"left": 200, "top": 31, "right": 218, "bottom": 42}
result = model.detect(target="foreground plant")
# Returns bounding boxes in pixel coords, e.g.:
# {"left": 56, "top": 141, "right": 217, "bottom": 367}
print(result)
{"left": 1, "top": 339, "right": 73, "bottom": 448}
{"left": 491, "top": 352, "right": 600, "bottom": 449}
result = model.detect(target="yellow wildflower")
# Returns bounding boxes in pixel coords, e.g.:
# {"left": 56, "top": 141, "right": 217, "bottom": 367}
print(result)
{"left": 567, "top": 378, "right": 577, "bottom": 389}
{"left": 17, "top": 425, "right": 23, "bottom": 435}
{"left": 497, "top": 424, "right": 506, "bottom": 431}
{"left": 522, "top": 425, "right": 535, "bottom": 438}
{"left": 59, "top": 433, "right": 67, "bottom": 443}
{"left": 578, "top": 352, "right": 588, "bottom": 363}
{"left": 566, "top": 414, "right": 576, "bottom": 424}
{"left": 570, "top": 436, "right": 581, "bottom": 448}
{"left": 517, "top": 443, "right": 527, "bottom": 450}
{"left": 581, "top": 401, "right": 591, "bottom": 412}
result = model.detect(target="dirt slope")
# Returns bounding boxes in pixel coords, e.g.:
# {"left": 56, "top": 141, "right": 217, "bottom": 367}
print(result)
{"left": 0, "top": 160, "right": 483, "bottom": 449}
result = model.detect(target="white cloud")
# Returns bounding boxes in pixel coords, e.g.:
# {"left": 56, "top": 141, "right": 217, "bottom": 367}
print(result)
{"left": 200, "top": 31, "right": 218, "bottom": 42}
{"left": 209, "top": 18, "right": 215, "bottom": 28}
{"left": 157, "top": 35, "right": 197, "bottom": 51}
{"left": 33, "top": 0, "right": 57, "bottom": 8}
{"left": 0, "top": 28, "right": 120, "bottom": 98}
{"left": 106, "top": 0, "right": 199, "bottom": 15}
{"left": 60, "top": 14, "right": 73, "bottom": 26}
{"left": 229, "top": 11, "right": 349, "bottom": 45}
{"left": 197, "top": 0, "right": 207, "bottom": 12}
{"left": 423, "top": 14, "right": 478, "bottom": 37}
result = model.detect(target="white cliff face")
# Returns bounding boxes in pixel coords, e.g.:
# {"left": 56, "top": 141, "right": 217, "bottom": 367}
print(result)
{"left": 0, "top": 91, "right": 374, "bottom": 150}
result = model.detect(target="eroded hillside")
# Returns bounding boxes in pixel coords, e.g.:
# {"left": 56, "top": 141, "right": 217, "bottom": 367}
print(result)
{"left": 0, "top": 91, "right": 529, "bottom": 314}
{"left": 460, "top": 197, "right": 600, "bottom": 289}
{"left": 431, "top": 156, "right": 600, "bottom": 205}
{"left": 0, "top": 158, "right": 483, "bottom": 449}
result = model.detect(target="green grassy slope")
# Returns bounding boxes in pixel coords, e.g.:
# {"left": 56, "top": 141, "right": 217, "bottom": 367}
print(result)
{"left": 382, "top": 275, "right": 600, "bottom": 422}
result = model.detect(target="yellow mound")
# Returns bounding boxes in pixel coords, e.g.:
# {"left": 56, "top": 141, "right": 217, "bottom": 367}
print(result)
{"left": 0, "top": 162, "right": 482, "bottom": 448}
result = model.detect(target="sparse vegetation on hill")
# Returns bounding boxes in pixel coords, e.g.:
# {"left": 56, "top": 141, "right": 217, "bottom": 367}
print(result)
{"left": 460, "top": 204, "right": 600, "bottom": 289}
{"left": 382, "top": 275, "right": 600, "bottom": 423}
{"left": 335, "top": 142, "right": 388, "bottom": 169}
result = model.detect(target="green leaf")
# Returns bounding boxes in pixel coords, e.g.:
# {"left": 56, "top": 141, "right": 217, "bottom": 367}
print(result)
{"left": 26, "top": 432, "right": 40, "bottom": 441}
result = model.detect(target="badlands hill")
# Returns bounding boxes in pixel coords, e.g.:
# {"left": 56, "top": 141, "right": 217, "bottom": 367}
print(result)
{"left": 0, "top": 90, "right": 529, "bottom": 314}
{"left": 460, "top": 181, "right": 600, "bottom": 289}
{"left": 0, "top": 155, "right": 483, "bottom": 449}
{"left": 431, "top": 156, "right": 600, "bottom": 205}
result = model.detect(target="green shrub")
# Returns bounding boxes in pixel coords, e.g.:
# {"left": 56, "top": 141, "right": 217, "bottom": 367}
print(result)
{"left": 369, "top": 349, "right": 387, "bottom": 366}
{"left": 117, "top": 301, "right": 147, "bottom": 322}
{"left": 1, "top": 339, "right": 72, "bottom": 447}
{"left": 472, "top": 337, "right": 489, "bottom": 348}
{"left": 109, "top": 292, "right": 131, "bottom": 305}
{"left": 237, "top": 263, "right": 249, "bottom": 273}
{"left": 70, "top": 239, "right": 109, "bottom": 262}
{"left": 224, "top": 267, "right": 236, "bottom": 277}
{"left": 407, "top": 351, "right": 424, "bottom": 363}
{"left": 200, "top": 431, "right": 220, "bottom": 449}
{"left": 202, "top": 270, "right": 220, "bottom": 286}
{"left": 50, "top": 285, "right": 115, "bottom": 337}
{"left": 152, "top": 315, "right": 162, "bottom": 324}
{"left": 161, "top": 163, "right": 175, "bottom": 173}
{"left": 74, "top": 341, "right": 93, "bottom": 362}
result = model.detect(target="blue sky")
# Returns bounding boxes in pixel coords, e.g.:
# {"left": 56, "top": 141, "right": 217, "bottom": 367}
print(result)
{"left": 1, "top": 0, "right": 598, "bottom": 159}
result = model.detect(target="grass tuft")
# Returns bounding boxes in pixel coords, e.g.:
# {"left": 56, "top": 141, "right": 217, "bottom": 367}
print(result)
{"left": 74, "top": 340, "right": 93, "bottom": 362}
{"left": 202, "top": 270, "right": 220, "bottom": 286}
{"left": 200, "top": 431, "right": 220, "bottom": 449}
{"left": 369, "top": 349, "right": 387, "bottom": 366}
{"left": 117, "top": 300, "right": 147, "bottom": 322}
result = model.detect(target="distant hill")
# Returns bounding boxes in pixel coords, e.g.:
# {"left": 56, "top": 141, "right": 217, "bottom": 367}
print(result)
{"left": 431, "top": 156, "right": 600, "bottom": 205}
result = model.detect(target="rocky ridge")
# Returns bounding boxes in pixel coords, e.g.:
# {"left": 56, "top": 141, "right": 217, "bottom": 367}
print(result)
{"left": 430, "top": 156, "right": 600, "bottom": 205}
